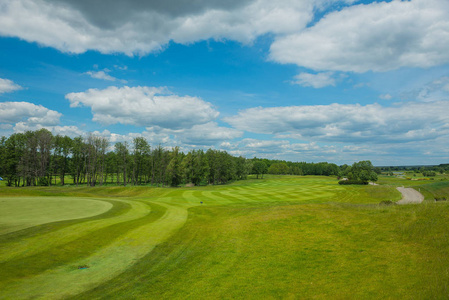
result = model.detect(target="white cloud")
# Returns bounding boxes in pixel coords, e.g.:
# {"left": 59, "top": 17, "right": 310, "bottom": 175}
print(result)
{"left": 218, "top": 138, "right": 290, "bottom": 158}
{"left": 0, "top": 0, "right": 320, "bottom": 55}
{"left": 13, "top": 122, "right": 84, "bottom": 137}
{"left": 224, "top": 101, "right": 449, "bottom": 144}
{"left": 0, "top": 78, "right": 22, "bottom": 94}
{"left": 0, "top": 101, "right": 61, "bottom": 125}
{"left": 293, "top": 72, "right": 335, "bottom": 88}
{"left": 0, "top": 101, "right": 86, "bottom": 137}
{"left": 66, "top": 86, "right": 219, "bottom": 129}
{"left": 176, "top": 122, "right": 243, "bottom": 145}
{"left": 270, "top": 0, "right": 449, "bottom": 72}
{"left": 3, "top": 0, "right": 445, "bottom": 78}
{"left": 217, "top": 138, "right": 364, "bottom": 162}
{"left": 379, "top": 94, "right": 392, "bottom": 100}
{"left": 85, "top": 70, "right": 115, "bottom": 81}
{"left": 1, "top": 0, "right": 447, "bottom": 75}
{"left": 140, "top": 122, "right": 243, "bottom": 147}
{"left": 217, "top": 135, "right": 449, "bottom": 165}
{"left": 74, "top": 122, "right": 242, "bottom": 150}
{"left": 85, "top": 68, "right": 127, "bottom": 83}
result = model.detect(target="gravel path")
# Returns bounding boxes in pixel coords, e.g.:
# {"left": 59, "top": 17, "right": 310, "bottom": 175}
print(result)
{"left": 396, "top": 187, "right": 424, "bottom": 204}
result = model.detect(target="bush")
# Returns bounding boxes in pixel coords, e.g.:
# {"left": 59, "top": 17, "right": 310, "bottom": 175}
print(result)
{"left": 338, "top": 180, "right": 368, "bottom": 185}
{"left": 423, "top": 171, "right": 436, "bottom": 177}
{"left": 379, "top": 200, "right": 395, "bottom": 206}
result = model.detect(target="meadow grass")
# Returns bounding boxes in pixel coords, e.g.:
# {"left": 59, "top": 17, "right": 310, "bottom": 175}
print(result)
{"left": 0, "top": 175, "right": 448, "bottom": 299}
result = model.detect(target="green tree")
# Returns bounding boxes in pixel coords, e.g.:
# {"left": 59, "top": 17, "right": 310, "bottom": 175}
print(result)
{"left": 253, "top": 161, "right": 268, "bottom": 179}
{"left": 166, "top": 147, "right": 183, "bottom": 187}
{"left": 349, "top": 160, "right": 377, "bottom": 183}
{"left": 182, "top": 150, "right": 209, "bottom": 186}
{"left": 115, "top": 142, "right": 129, "bottom": 186}
{"left": 268, "top": 162, "right": 289, "bottom": 175}
{"left": 235, "top": 156, "right": 251, "bottom": 180}
{"left": 132, "top": 137, "right": 150, "bottom": 185}
{"left": 70, "top": 136, "right": 86, "bottom": 186}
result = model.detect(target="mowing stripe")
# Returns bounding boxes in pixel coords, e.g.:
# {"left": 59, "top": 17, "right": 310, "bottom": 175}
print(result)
{"left": 0, "top": 202, "right": 166, "bottom": 287}
{"left": 0, "top": 197, "right": 113, "bottom": 235}
{"left": 0, "top": 199, "right": 148, "bottom": 263}
{"left": 0, "top": 199, "right": 130, "bottom": 245}
{"left": 0, "top": 201, "right": 193, "bottom": 299}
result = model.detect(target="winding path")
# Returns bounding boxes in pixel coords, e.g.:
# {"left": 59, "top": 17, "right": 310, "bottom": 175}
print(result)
{"left": 396, "top": 187, "right": 424, "bottom": 204}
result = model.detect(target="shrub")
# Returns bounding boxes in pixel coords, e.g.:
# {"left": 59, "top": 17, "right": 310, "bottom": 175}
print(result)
{"left": 423, "top": 171, "right": 436, "bottom": 177}
{"left": 379, "top": 200, "right": 395, "bottom": 206}
{"left": 338, "top": 180, "right": 368, "bottom": 185}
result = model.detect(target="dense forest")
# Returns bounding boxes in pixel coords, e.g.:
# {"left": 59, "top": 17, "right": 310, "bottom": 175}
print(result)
{"left": 0, "top": 129, "right": 381, "bottom": 187}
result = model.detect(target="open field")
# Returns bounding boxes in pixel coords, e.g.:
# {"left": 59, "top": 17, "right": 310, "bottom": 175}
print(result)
{"left": 1, "top": 175, "right": 449, "bottom": 299}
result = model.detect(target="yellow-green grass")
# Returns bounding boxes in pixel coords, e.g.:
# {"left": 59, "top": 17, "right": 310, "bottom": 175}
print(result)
{"left": 77, "top": 202, "right": 449, "bottom": 299}
{"left": 1, "top": 176, "right": 448, "bottom": 299}
{"left": 0, "top": 197, "right": 113, "bottom": 235}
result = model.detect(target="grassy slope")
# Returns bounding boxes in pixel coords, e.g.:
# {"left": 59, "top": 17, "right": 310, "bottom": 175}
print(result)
{"left": 1, "top": 175, "right": 449, "bottom": 299}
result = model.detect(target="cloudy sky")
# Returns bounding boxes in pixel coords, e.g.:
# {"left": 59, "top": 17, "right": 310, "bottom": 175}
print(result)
{"left": 1, "top": 0, "right": 449, "bottom": 165}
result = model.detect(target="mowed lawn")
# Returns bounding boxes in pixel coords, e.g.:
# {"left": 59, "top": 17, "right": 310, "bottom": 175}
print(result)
{"left": 1, "top": 176, "right": 449, "bottom": 299}
{"left": 0, "top": 197, "right": 113, "bottom": 235}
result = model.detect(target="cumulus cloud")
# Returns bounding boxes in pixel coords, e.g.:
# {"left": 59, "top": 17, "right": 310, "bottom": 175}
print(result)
{"left": 218, "top": 138, "right": 289, "bottom": 158}
{"left": 293, "top": 72, "right": 335, "bottom": 88}
{"left": 66, "top": 86, "right": 219, "bottom": 129}
{"left": 224, "top": 101, "right": 449, "bottom": 143}
{"left": 218, "top": 135, "right": 449, "bottom": 165}
{"left": 1, "top": 0, "right": 447, "bottom": 75}
{"left": 270, "top": 0, "right": 449, "bottom": 72}
{"left": 0, "top": 78, "right": 22, "bottom": 94}
{"left": 219, "top": 138, "right": 355, "bottom": 161}
{"left": 13, "top": 122, "right": 84, "bottom": 137}
{"left": 0, "top": 0, "right": 319, "bottom": 55}
{"left": 0, "top": 101, "right": 86, "bottom": 137}
{"left": 140, "top": 122, "right": 242, "bottom": 147}
{"left": 0, "top": 101, "right": 61, "bottom": 125}
{"left": 176, "top": 122, "right": 243, "bottom": 145}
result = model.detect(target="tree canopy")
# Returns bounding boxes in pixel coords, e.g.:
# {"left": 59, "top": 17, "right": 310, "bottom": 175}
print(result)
{"left": 0, "top": 130, "right": 383, "bottom": 188}
{"left": 0, "top": 130, "right": 249, "bottom": 187}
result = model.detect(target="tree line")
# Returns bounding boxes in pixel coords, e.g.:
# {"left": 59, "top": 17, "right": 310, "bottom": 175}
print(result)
{"left": 380, "top": 164, "right": 449, "bottom": 175}
{"left": 251, "top": 158, "right": 379, "bottom": 184}
{"left": 251, "top": 158, "right": 341, "bottom": 178}
{"left": 0, "top": 129, "right": 379, "bottom": 187}
{"left": 0, "top": 129, "right": 252, "bottom": 187}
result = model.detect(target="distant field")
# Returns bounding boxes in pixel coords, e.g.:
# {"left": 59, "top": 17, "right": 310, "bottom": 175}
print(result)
{"left": 1, "top": 175, "right": 449, "bottom": 299}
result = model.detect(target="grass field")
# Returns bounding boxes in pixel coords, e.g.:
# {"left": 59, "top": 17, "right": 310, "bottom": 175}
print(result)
{"left": 1, "top": 175, "right": 449, "bottom": 299}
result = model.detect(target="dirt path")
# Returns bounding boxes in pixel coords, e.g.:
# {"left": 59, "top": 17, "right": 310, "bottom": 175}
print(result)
{"left": 396, "top": 187, "right": 424, "bottom": 204}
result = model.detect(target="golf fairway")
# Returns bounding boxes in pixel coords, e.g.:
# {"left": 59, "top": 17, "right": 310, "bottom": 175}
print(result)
{"left": 1, "top": 176, "right": 449, "bottom": 299}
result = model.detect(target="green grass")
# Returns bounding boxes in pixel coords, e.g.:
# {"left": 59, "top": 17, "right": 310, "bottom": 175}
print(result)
{"left": 0, "top": 197, "right": 112, "bottom": 235}
{"left": 1, "top": 175, "right": 449, "bottom": 299}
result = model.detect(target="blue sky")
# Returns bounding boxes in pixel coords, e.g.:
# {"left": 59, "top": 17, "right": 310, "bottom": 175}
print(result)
{"left": 1, "top": 0, "right": 449, "bottom": 165}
